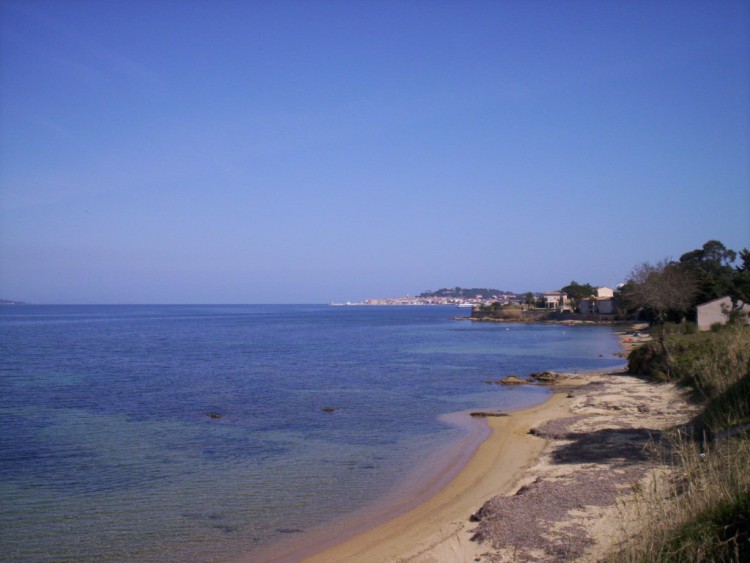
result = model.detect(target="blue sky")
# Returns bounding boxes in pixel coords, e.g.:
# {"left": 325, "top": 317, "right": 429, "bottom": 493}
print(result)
{"left": 1, "top": 0, "right": 748, "bottom": 304}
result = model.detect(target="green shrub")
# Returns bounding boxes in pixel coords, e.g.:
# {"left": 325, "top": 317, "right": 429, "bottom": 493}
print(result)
{"left": 627, "top": 325, "right": 750, "bottom": 401}
{"left": 694, "top": 369, "right": 750, "bottom": 436}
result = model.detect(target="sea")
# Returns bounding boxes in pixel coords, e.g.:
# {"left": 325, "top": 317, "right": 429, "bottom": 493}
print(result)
{"left": 0, "top": 305, "right": 624, "bottom": 562}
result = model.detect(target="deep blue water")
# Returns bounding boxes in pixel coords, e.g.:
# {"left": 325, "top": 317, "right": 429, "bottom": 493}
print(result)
{"left": 0, "top": 305, "right": 624, "bottom": 561}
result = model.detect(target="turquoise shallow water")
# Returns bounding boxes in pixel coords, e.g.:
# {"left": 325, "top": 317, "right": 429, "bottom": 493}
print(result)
{"left": 0, "top": 305, "right": 624, "bottom": 561}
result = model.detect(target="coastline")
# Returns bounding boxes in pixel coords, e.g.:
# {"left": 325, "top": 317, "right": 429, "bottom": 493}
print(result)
{"left": 289, "top": 324, "right": 694, "bottom": 562}
{"left": 244, "top": 397, "right": 554, "bottom": 563}
{"left": 300, "top": 390, "right": 572, "bottom": 562}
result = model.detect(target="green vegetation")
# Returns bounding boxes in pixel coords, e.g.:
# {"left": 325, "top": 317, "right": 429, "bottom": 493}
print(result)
{"left": 561, "top": 280, "right": 596, "bottom": 308}
{"left": 621, "top": 240, "right": 750, "bottom": 324}
{"left": 621, "top": 239, "right": 749, "bottom": 377}
{"left": 615, "top": 323, "right": 750, "bottom": 562}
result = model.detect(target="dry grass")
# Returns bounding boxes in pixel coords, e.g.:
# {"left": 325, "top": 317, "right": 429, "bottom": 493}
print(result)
{"left": 611, "top": 432, "right": 750, "bottom": 562}
{"left": 611, "top": 325, "right": 750, "bottom": 562}
{"left": 688, "top": 326, "right": 750, "bottom": 401}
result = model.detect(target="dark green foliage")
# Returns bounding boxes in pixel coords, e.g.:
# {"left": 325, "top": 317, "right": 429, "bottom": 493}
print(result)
{"left": 731, "top": 248, "right": 750, "bottom": 304}
{"left": 561, "top": 281, "right": 595, "bottom": 302}
{"left": 695, "top": 370, "right": 750, "bottom": 435}
{"left": 678, "top": 240, "right": 750, "bottom": 309}
{"left": 658, "top": 491, "right": 750, "bottom": 562}
{"left": 622, "top": 241, "right": 750, "bottom": 323}
{"left": 660, "top": 322, "right": 698, "bottom": 335}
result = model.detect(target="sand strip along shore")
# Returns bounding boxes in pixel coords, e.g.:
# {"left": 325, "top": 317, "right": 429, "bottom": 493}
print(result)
{"left": 301, "top": 368, "right": 696, "bottom": 562}
{"left": 295, "top": 326, "right": 697, "bottom": 562}
{"left": 299, "top": 390, "right": 570, "bottom": 562}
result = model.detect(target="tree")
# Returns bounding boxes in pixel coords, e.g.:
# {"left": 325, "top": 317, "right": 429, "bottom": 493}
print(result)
{"left": 738, "top": 248, "right": 750, "bottom": 273}
{"left": 624, "top": 258, "right": 697, "bottom": 374}
{"left": 561, "top": 281, "right": 595, "bottom": 310}
{"left": 523, "top": 292, "right": 536, "bottom": 307}
{"left": 626, "top": 259, "right": 697, "bottom": 320}
{"left": 733, "top": 248, "right": 750, "bottom": 304}
{"left": 679, "top": 240, "right": 738, "bottom": 304}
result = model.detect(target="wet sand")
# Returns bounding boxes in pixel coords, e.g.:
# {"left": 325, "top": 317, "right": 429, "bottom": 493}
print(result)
{"left": 299, "top": 388, "right": 573, "bottom": 562}
{"left": 261, "top": 324, "right": 693, "bottom": 562}
{"left": 248, "top": 399, "right": 554, "bottom": 562}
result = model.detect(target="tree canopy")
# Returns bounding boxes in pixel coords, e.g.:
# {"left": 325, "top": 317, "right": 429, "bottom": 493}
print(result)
{"left": 679, "top": 240, "right": 740, "bottom": 304}
{"left": 622, "top": 259, "right": 697, "bottom": 323}
{"left": 561, "top": 281, "right": 596, "bottom": 302}
{"left": 623, "top": 240, "right": 749, "bottom": 323}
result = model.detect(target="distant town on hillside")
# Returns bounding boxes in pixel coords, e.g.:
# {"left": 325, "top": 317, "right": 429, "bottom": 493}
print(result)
{"left": 418, "top": 287, "right": 516, "bottom": 300}
{"left": 333, "top": 287, "right": 530, "bottom": 306}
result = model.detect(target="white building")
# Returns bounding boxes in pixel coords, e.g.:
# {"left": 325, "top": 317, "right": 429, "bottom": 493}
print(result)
{"left": 543, "top": 291, "right": 571, "bottom": 310}
{"left": 696, "top": 296, "right": 750, "bottom": 331}
{"left": 595, "top": 286, "right": 614, "bottom": 298}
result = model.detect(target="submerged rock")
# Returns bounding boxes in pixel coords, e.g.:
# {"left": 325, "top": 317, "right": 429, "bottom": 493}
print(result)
{"left": 499, "top": 375, "right": 528, "bottom": 385}
{"left": 529, "top": 370, "right": 569, "bottom": 384}
{"left": 470, "top": 411, "right": 509, "bottom": 418}
{"left": 206, "top": 412, "right": 222, "bottom": 419}
{"left": 322, "top": 407, "right": 336, "bottom": 413}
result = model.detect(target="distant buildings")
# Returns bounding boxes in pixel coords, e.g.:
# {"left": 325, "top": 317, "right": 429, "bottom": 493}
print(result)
{"left": 578, "top": 287, "right": 616, "bottom": 315}
{"left": 356, "top": 285, "right": 623, "bottom": 315}
{"left": 543, "top": 291, "right": 572, "bottom": 311}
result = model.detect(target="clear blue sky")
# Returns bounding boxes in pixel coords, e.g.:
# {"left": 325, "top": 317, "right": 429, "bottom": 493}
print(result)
{"left": 1, "top": 0, "right": 748, "bottom": 304}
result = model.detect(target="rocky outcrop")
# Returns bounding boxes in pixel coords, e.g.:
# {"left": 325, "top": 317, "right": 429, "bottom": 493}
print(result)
{"left": 500, "top": 375, "right": 528, "bottom": 385}
{"left": 485, "top": 374, "right": 529, "bottom": 385}
{"left": 529, "top": 370, "right": 571, "bottom": 384}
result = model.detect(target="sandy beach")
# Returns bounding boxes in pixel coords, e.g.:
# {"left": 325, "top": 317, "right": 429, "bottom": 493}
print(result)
{"left": 289, "top": 326, "right": 696, "bottom": 562}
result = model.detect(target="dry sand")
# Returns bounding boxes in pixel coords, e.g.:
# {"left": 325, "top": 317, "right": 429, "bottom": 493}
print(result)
{"left": 275, "top": 326, "right": 696, "bottom": 562}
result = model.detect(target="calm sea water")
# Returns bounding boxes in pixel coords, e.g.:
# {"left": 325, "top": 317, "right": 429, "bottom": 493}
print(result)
{"left": 0, "top": 305, "right": 624, "bottom": 561}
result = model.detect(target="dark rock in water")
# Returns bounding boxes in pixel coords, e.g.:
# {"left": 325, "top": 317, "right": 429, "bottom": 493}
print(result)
{"left": 276, "top": 528, "right": 304, "bottom": 534}
{"left": 207, "top": 412, "right": 222, "bottom": 419}
{"left": 470, "top": 411, "right": 509, "bottom": 418}
{"left": 499, "top": 375, "right": 527, "bottom": 385}
{"left": 322, "top": 407, "right": 336, "bottom": 413}
{"left": 529, "top": 370, "right": 568, "bottom": 384}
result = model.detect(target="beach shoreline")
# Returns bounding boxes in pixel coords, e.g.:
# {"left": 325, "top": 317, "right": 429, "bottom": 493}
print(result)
{"left": 253, "top": 324, "right": 676, "bottom": 562}
{"left": 296, "top": 384, "right": 578, "bottom": 563}
{"left": 243, "top": 394, "right": 556, "bottom": 563}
